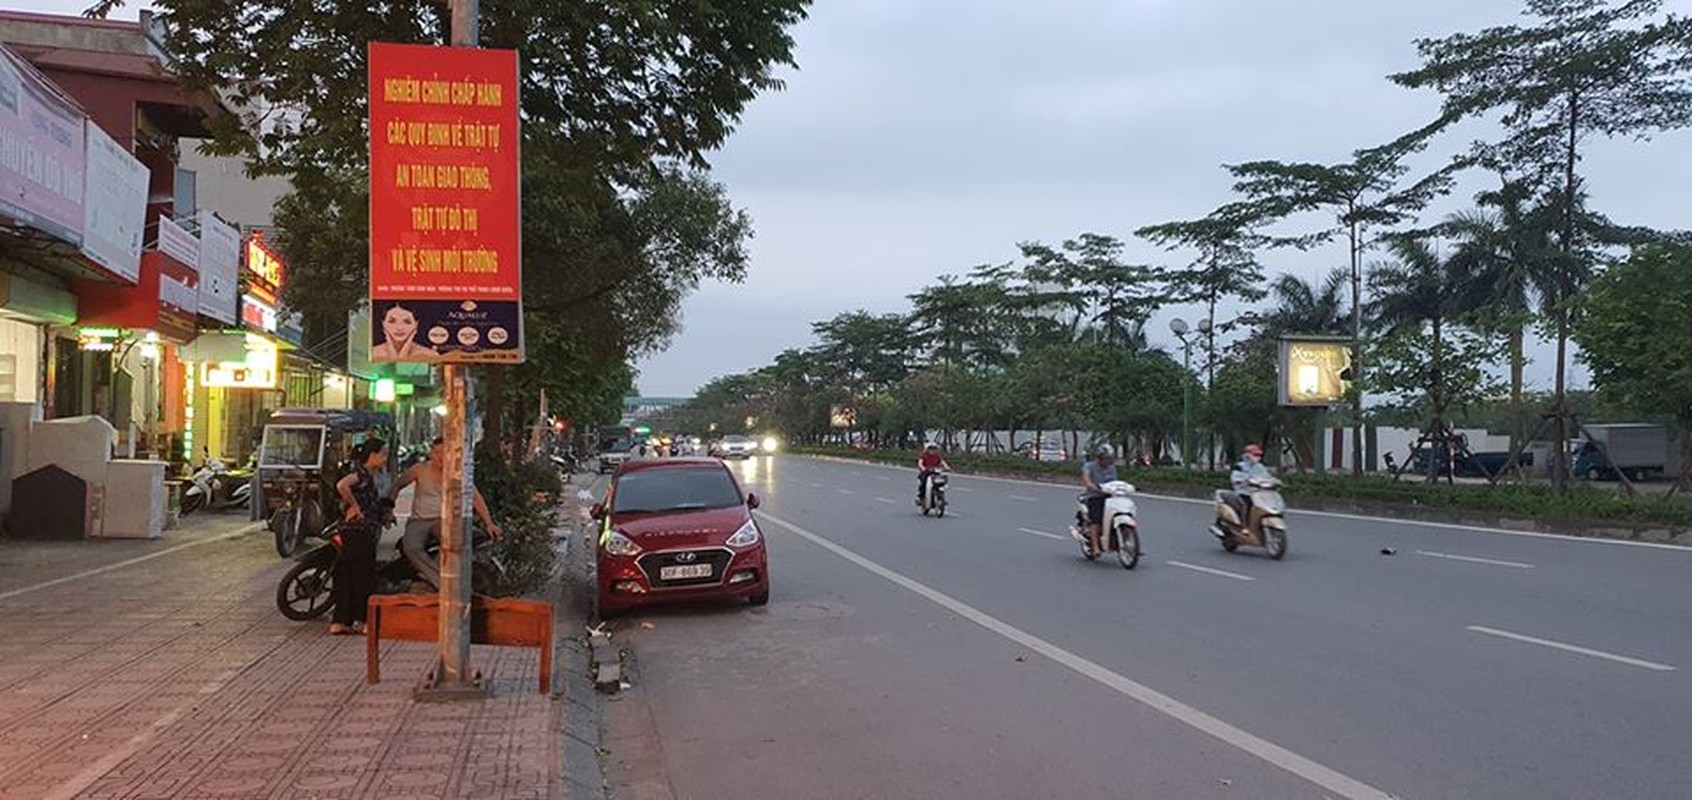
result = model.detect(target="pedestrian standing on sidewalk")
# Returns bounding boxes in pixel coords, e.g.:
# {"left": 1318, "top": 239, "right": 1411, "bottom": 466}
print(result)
{"left": 329, "top": 437, "right": 388, "bottom": 636}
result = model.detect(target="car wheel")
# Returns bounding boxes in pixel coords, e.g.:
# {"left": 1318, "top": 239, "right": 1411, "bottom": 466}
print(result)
{"left": 749, "top": 587, "right": 770, "bottom": 606}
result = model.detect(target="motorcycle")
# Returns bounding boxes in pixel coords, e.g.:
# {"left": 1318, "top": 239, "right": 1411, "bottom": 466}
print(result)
{"left": 274, "top": 502, "right": 507, "bottom": 621}
{"left": 1068, "top": 480, "right": 1140, "bottom": 569}
{"left": 1210, "top": 476, "right": 1288, "bottom": 560}
{"left": 917, "top": 470, "right": 948, "bottom": 517}
{"left": 182, "top": 452, "right": 253, "bottom": 515}
{"left": 549, "top": 450, "right": 582, "bottom": 475}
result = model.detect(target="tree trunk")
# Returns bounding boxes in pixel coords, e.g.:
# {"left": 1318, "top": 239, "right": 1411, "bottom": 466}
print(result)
{"left": 1350, "top": 215, "right": 1365, "bottom": 477}
{"left": 1553, "top": 89, "right": 1580, "bottom": 492}
{"left": 1509, "top": 326, "right": 1525, "bottom": 455}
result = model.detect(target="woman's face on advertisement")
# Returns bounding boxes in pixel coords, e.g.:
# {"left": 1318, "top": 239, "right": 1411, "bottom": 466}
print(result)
{"left": 383, "top": 307, "right": 417, "bottom": 344}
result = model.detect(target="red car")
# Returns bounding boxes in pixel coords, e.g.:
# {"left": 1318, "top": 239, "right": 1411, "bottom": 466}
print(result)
{"left": 592, "top": 457, "right": 770, "bottom": 616}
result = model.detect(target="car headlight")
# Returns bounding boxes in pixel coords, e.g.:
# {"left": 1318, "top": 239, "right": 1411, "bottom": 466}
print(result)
{"left": 604, "top": 529, "right": 642, "bottom": 557}
{"left": 762, "top": 436, "right": 778, "bottom": 452}
{"left": 726, "top": 519, "right": 761, "bottom": 548}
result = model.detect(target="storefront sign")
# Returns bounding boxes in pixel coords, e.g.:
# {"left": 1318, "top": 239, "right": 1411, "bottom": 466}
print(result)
{"left": 80, "top": 123, "right": 147, "bottom": 283}
{"left": 367, "top": 43, "right": 523, "bottom": 364}
{"left": 244, "top": 232, "right": 283, "bottom": 304}
{"left": 200, "top": 347, "right": 278, "bottom": 389}
{"left": 156, "top": 216, "right": 200, "bottom": 272}
{"left": 0, "top": 45, "right": 85, "bottom": 245}
{"left": 197, "top": 212, "right": 241, "bottom": 324}
{"left": 1277, "top": 337, "right": 1352, "bottom": 407}
{"left": 75, "top": 252, "right": 200, "bottom": 342}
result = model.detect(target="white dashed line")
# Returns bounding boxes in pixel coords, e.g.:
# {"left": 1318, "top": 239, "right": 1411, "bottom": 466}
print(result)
{"left": 1166, "top": 561, "right": 1256, "bottom": 582}
{"left": 1416, "top": 551, "right": 1534, "bottom": 569}
{"left": 1466, "top": 626, "right": 1675, "bottom": 672}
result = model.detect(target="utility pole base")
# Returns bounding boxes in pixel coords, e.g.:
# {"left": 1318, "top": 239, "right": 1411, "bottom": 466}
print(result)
{"left": 415, "top": 661, "right": 488, "bottom": 702}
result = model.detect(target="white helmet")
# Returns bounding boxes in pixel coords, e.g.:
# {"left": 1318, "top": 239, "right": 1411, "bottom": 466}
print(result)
{"left": 1095, "top": 444, "right": 1115, "bottom": 459}
{"left": 924, "top": 441, "right": 939, "bottom": 450}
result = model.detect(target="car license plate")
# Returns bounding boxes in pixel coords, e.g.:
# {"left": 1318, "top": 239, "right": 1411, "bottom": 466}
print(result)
{"left": 660, "top": 563, "right": 713, "bottom": 580}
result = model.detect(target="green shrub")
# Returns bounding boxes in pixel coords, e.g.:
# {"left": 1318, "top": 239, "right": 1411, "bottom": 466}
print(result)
{"left": 474, "top": 443, "right": 564, "bottom": 597}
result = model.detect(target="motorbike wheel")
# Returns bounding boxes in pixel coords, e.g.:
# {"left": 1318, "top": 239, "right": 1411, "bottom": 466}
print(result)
{"left": 1265, "top": 528, "right": 1288, "bottom": 561}
{"left": 1079, "top": 537, "right": 1099, "bottom": 561}
{"left": 936, "top": 497, "right": 946, "bottom": 518}
{"left": 1114, "top": 524, "right": 1139, "bottom": 570}
{"left": 1220, "top": 533, "right": 1240, "bottom": 553}
{"left": 181, "top": 492, "right": 203, "bottom": 515}
{"left": 276, "top": 560, "right": 335, "bottom": 621}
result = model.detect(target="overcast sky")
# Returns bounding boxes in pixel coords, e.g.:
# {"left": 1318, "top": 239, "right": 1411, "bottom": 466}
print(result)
{"left": 30, "top": 1, "right": 1692, "bottom": 397}
{"left": 632, "top": 0, "right": 1692, "bottom": 396}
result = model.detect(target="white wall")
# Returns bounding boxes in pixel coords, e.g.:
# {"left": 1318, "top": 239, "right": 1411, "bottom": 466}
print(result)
{"left": 0, "top": 319, "right": 42, "bottom": 405}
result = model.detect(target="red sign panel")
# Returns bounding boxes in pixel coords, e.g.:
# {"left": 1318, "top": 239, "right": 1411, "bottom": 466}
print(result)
{"left": 244, "top": 232, "right": 284, "bottom": 305}
{"left": 75, "top": 251, "right": 200, "bottom": 343}
{"left": 367, "top": 43, "right": 523, "bottom": 363}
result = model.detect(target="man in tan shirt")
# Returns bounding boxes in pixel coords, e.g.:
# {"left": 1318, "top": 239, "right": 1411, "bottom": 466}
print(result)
{"left": 386, "top": 436, "right": 502, "bottom": 589}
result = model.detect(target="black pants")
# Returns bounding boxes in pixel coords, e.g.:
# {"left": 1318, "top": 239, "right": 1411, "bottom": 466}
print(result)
{"left": 1085, "top": 495, "right": 1107, "bottom": 526}
{"left": 331, "top": 523, "right": 378, "bottom": 626}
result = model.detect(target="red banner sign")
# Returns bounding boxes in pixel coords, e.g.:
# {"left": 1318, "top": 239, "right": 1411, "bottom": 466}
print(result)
{"left": 367, "top": 42, "right": 523, "bottom": 363}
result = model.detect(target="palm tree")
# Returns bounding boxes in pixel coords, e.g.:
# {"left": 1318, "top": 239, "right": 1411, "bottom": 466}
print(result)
{"left": 1367, "top": 238, "right": 1467, "bottom": 478}
{"left": 1442, "top": 179, "right": 1559, "bottom": 452}
{"left": 1264, "top": 267, "right": 1350, "bottom": 337}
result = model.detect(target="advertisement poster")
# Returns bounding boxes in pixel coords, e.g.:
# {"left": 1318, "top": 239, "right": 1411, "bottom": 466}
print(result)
{"left": 197, "top": 211, "right": 241, "bottom": 324}
{"left": 367, "top": 42, "right": 523, "bottom": 363}
{"left": 80, "top": 123, "right": 147, "bottom": 283}
{"left": 1277, "top": 337, "right": 1352, "bottom": 407}
{"left": 0, "top": 45, "right": 86, "bottom": 245}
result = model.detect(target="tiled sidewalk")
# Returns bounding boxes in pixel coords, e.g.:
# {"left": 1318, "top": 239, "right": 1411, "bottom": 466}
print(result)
{"left": 0, "top": 517, "right": 568, "bottom": 799}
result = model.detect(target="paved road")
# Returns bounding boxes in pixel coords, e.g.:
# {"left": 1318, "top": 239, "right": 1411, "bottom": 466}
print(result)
{"left": 604, "top": 455, "right": 1692, "bottom": 800}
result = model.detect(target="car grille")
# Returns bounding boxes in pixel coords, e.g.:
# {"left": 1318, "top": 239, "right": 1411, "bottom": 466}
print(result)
{"left": 638, "top": 549, "right": 734, "bottom": 588}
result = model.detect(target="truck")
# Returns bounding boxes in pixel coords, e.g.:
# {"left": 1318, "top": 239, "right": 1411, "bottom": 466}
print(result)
{"left": 1570, "top": 423, "right": 1669, "bottom": 482}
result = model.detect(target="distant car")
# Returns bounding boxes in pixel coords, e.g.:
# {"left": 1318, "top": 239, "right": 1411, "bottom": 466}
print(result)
{"left": 1018, "top": 440, "right": 1068, "bottom": 462}
{"left": 598, "top": 439, "right": 635, "bottom": 474}
{"left": 713, "top": 434, "right": 758, "bottom": 459}
{"left": 592, "top": 457, "right": 769, "bottom": 615}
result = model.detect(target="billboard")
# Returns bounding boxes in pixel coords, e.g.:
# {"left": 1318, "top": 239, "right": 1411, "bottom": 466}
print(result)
{"left": 81, "top": 123, "right": 147, "bottom": 283}
{"left": 0, "top": 45, "right": 85, "bottom": 245}
{"left": 197, "top": 211, "right": 241, "bottom": 324}
{"left": 830, "top": 405, "right": 857, "bottom": 429}
{"left": 367, "top": 43, "right": 523, "bottom": 363}
{"left": 1278, "top": 336, "right": 1352, "bottom": 407}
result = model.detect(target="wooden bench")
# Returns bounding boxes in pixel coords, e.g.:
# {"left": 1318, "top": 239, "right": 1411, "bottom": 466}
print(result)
{"left": 365, "top": 594, "right": 555, "bottom": 694}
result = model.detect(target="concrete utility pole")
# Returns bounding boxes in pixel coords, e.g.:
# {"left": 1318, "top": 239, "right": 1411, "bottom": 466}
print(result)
{"left": 436, "top": 0, "right": 480, "bottom": 693}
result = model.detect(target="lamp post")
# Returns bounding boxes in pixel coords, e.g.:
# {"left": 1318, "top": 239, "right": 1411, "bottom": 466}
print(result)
{"left": 1196, "top": 316, "right": 1215, "bottom": 469}
{"left": 1169, "top": 318, "right": 1194, "bottom": 468}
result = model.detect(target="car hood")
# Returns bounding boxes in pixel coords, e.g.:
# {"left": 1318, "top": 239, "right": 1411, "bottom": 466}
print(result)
{"left": 611, "top": 506, "right": 750, "bottom": 549}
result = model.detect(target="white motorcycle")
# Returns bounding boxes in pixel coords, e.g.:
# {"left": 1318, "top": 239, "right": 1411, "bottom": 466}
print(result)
{"left": 1068, "top": 480, "right": 1140, "bottom": 569}
{"left": 183, "top": 455, "right": 253, "bottom": 515}
{"left": 917, "top": 471, "right": 949, "bottom": 517}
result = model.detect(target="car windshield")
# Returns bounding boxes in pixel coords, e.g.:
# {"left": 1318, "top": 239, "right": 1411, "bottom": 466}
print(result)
{"left": 259, "top": 426, "right": 325, "bottom": 468}
{"left": 723, "top": 435, "right": 751, "bottom": 444}
{"left": 613, "top": 466, "right": 744, "bottom": 514}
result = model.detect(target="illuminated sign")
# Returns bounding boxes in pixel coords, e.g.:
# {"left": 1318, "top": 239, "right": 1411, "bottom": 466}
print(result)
{"left": 242, "top": 295, "right": 279, "bottom": 334}
{"left": 1278, "top": 337, "right": 1352, "bottom": 407}
{"left": 373, "top": 378, "right": 397, "bottom": 403}
{"left": 200, "top": 349, "right": 279, "bottom": 389}
{"left": 244, "top": 233, "right": 284, "bottom": 304}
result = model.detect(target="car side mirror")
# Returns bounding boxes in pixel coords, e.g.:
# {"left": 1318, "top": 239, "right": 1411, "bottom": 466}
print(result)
{"left": 589, "top": 503, "right": 605, "bottom": 520}
{"left": 747, "top": 493, "right": 760, "bottom": 510}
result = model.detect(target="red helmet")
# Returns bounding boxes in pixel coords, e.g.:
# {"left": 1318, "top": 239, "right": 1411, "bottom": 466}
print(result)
{"left": 1244, "top": 443, "right": 1264, "bottom": 458}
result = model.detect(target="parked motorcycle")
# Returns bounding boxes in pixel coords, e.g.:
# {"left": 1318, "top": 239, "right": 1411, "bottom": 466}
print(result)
{"left": 1210, "top": 476, "right": 1288, "bottom": 559}
{"left": 182, "top": 452, "right": 253, "bottom": 515}
{"left": 917, "top": 471, "right": 948, "bottom": 517}
{"left": 274, "top": 504, "right": 506, "bottom": 621}
{"left": 1068, "top": 480, "right": 1140, "bottom": 569}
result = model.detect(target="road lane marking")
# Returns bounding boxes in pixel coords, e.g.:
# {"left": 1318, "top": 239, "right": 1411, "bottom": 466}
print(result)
{"left": 1166, "top": 561, "right": 1256, "bottom": 582}
{"left": 798, "top": 454, "right": 1690, "bottom": 551}
{"left": 1017, "top": 527, "right": 1068, "bottom": 540}
{"left": 838, "top": 489, "right": 857, "bottom": 495}
{"left": 808, "top": 482, "right": 824, "bottom": 489}
{"left": 1008, "top": 494, "right": 1038, "bottom": 502}
{"left": 1416, "top": 551, "right": 1534, "bottom": 569}
{"left": 760, "top": 511, "right": 1392, "bottom": 800}
{"left": 874, "top": 497, "right": 896, "bottom": 505}
{"left": 954, "top": 486, "right": 974, "bottom": 492}
{"left": 1465, "top": 626, "right": 1675, "bottom": 672}
{"left": 0, "top": 523, "right": 263, "bottom": 603}
{"left": 878, "top": 475, "right": 892, "bottom": 481}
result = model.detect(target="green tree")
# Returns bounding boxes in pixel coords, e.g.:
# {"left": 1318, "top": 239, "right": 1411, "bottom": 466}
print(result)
{"left": 1224, "top": 130, "right": 1461, "bottom": 475}
{"left": 1262, "top": 268, "right": 1351, "bottom": 338}
{"left": 1573, "top": 244, "right": 1692, "bottom": 492}
{"left": 1441, "top": 178, "right": 1562, "bottom": 451}
{"left": 1391, "top": 0, "right": 1692, "bottom": 486}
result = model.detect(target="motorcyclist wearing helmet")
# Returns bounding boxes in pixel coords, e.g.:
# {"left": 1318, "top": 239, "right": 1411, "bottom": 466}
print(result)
{"left": 1081, "top": 444, "right": 1118, "bottom": 556}
{"left": 916, "top": 441, "right": 952, "bottom": 505}
{"left": 1230, "top": 443, "right": 1272, "bottom": 512}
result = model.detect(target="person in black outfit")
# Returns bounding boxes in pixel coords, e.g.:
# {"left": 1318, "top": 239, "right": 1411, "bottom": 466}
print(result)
{"left": 329, "top": 437, "right": 388, "bottom": 635}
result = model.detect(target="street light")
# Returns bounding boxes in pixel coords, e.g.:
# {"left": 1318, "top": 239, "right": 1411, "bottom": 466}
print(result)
{"left": 1170, "top": 318, "right": 1194, "bottom": 468}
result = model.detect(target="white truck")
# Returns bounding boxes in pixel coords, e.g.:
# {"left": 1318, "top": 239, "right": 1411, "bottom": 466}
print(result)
{"left": 1571, "top": 423, "right": 1671, "bottom": 482}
